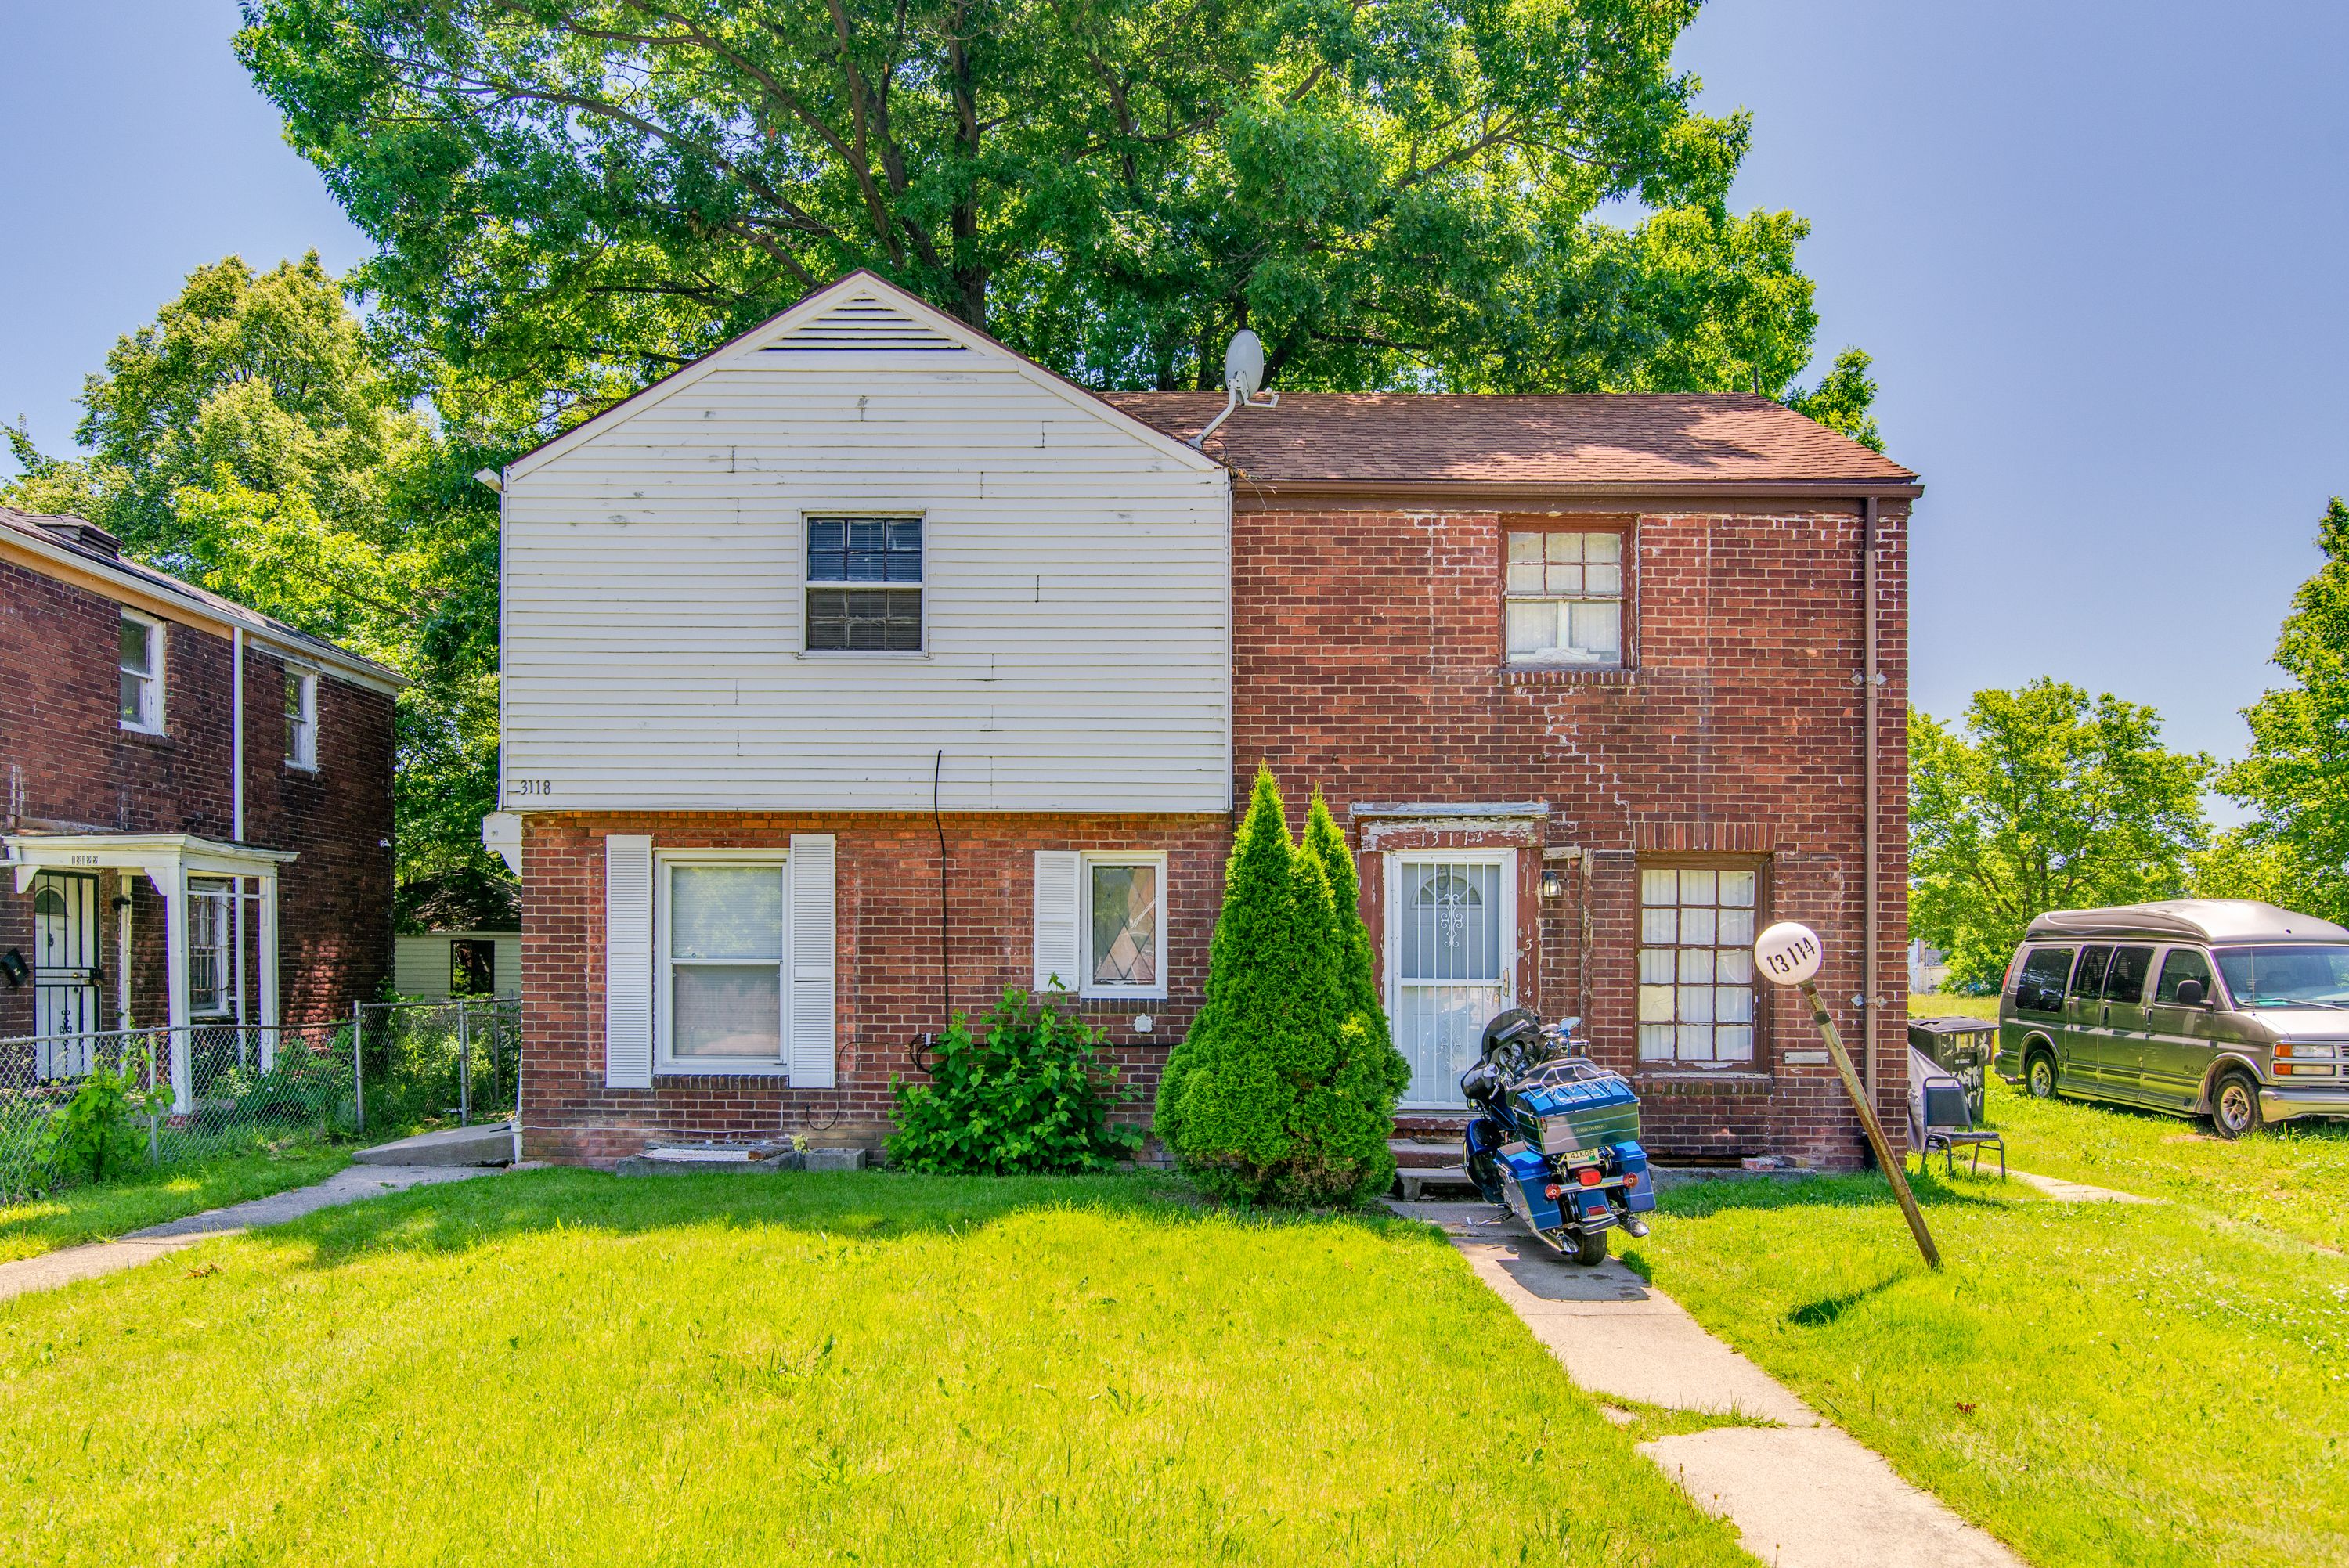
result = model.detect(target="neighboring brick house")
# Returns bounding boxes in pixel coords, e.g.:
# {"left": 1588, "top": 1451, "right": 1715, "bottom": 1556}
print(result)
{"left": 0, "top": 506, "right": 401, "bottom": 1105}
{"left": 493, "top": 272, "right": 1918, "bottom": 1169}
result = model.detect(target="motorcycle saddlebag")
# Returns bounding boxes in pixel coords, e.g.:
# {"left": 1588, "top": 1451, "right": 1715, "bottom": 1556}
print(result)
{"left": 1613, "top": 1140, "right": 1658, "bottom": 1215}
{"left": 1496, "top": 1144, "right": 1564, "bottom": 1231}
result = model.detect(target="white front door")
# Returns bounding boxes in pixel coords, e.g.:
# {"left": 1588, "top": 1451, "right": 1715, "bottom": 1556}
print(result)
{"left": 1388, "top": 852, "right": 1517, "bottom": 1108}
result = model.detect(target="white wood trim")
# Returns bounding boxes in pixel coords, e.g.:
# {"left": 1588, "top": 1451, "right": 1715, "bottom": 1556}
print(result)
{"left": 1032, "top": 850, "right": 1082, "bottom": 995}
{"left": 787, "top": 834, "right": 838, "bottom": 1087}
{"left": 505, "top": 272, "right": 1225, "bottom": 485}
{"left": 654, "top": 849, "right": 790, "bottom": 1076}
{"left": 1075, "top": 851, "right": 1169, "bottom": 1001}
{"left": 117, "top": 608, "right": 165, "bottom": 735}
{"left": 603, "top": 835, "right": 654, "bottom": 1088}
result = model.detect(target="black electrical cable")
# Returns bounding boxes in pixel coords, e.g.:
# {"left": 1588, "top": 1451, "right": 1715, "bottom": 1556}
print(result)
{"left": 930, "top": 748, "right": 951, "bottom": 1069}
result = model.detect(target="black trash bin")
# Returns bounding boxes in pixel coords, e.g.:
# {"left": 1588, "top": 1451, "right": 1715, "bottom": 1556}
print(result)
{"left": 1908, "top": 1017, "right": 1997, "bottom": 1121}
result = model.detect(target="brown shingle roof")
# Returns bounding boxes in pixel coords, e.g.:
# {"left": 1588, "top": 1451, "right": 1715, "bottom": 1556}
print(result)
{"left": 1093, "top": 391, "right": 1915, "bottom": 490}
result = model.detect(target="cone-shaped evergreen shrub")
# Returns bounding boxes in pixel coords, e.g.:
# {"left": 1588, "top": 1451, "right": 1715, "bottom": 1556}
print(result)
{"left": 1155, "top": 768, "right": 1407, "bottom": 1205}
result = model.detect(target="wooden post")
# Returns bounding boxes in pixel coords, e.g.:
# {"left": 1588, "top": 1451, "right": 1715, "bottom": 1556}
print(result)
{"left": 1800, "top": 975, "right": 1940, "bottom": 1270}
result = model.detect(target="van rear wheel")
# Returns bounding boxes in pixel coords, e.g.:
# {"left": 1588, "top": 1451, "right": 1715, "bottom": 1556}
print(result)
{"left": 2210, "top": 1069, "right": 2263, "bottom": 1140}
{"left": 2026, "top": 1051, "right": 2058, "bottom": 1100}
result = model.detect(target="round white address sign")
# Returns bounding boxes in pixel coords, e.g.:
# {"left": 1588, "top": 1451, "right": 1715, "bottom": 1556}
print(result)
{"left": 1753, "top": 921, "right": 1824, "bottom": 986}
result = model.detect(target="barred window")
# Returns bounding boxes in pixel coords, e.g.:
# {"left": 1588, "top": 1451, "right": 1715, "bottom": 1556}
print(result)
{"left": 1637, "top": 867, "right": 1759, "bottom": 1065}
{"left": 806, "top": 516, "right": 922, "bottom": 651}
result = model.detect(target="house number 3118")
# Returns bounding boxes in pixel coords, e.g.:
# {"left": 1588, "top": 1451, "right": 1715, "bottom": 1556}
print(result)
{"left": 510, "top": 779, "right": 554, "bottom": 797}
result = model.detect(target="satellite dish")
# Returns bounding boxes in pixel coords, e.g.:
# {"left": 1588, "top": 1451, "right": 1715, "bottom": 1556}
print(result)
{"left": 1224, "top": 330, "right": 1265, "bottom": 397}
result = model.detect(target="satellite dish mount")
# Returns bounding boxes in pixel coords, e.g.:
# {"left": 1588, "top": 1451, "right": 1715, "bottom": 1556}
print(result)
{"left": 1189, "top": 329, "right": 1278, "bottom": 448}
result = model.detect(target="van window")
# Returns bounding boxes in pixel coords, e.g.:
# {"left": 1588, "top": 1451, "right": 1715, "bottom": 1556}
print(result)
{"left": 2070, "top": 946, "right": 2113, "bottom": 1000}
{"left": 2015, "top": 947, "right": 2073, "bottom": 1013}
{"left": 2155, "top": 948, "right": 2215, "bottom": 1004}
{"left": 2102, "top": 946, "right": 2155, "bottom": 1004}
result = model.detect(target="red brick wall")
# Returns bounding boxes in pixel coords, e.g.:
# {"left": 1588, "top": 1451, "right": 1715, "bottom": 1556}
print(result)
{"left": 518, "top": 812, "right": 1226, "bottom": 1163}
{"left": 0, "top": 554, "right": 395, "bottom": 1036}
{"left": 1231, "top": 499, "right": 1910, "bottom": 1167}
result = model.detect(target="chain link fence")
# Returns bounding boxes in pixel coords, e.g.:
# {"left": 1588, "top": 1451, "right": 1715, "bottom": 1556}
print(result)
{"left": 352, "top": 999, "right": 520, "bottom": 1136}
{"left": 0, "top": 1022, "right": 355, "bottom": 1199}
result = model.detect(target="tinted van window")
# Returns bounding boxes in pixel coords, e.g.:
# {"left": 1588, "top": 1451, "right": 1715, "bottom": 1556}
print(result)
{"left": 2015, "top": 947, "right": 2073, "bottom": 1013}
{"left": 2071, "top": 946, "right": 2113, "bottom": 1001}
{"left": 2103, "top": 945, "right": 2154, "bottom": 1004}
{"left": 2154, "top": 948, "right": 2214, "bottom": 1004}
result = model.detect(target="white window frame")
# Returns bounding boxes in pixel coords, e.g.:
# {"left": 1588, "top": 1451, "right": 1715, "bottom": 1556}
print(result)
{"left": 800, "top": 513, "right": 928, "bottom": 658}
{"left": 654, "top": 849, "right": 791, "bottom": 1076}
{"left": 285, "top": 669, "right": 319, "bottom": 771}
{"left": 1503, "top": 526, "right": 1628, "bottom": 669}
{"left": 1077, "top": 851, "right": 1169, "bottom": 1000}
{"left": 1636, "top": 862, "right": 1763, "bottom": 1069}
{"left": 186, "top": 878, "right": 236, "bottom": 1020}
{"left": 119, "top": 609, "right": 164, "bottom": 734}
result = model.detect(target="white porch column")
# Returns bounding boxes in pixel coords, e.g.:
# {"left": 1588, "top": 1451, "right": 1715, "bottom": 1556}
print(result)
{"left": 156, "top": 863, "right": 192, "bottom": 1112}
{"left": 257, "top": 874, "right": 280, "bottom": 1067}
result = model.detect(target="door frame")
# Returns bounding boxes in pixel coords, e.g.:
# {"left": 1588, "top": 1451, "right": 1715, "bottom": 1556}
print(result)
{"left": 1384, "top": 848, "right": 1518, "bottom": 1111}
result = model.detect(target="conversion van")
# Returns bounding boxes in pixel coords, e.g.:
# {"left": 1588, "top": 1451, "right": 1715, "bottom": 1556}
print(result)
{"left": 1997, "top": 899, "right": 2349, "bottom": 1137}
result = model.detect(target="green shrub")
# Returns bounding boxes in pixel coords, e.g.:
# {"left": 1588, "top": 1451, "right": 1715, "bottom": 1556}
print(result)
{"left": 43, "top": 1051, "right": 167, "bottom": 1184}
{"left": 888, "top": 989, "right": 1145, "bottom": 1174}
{"left": 1155, "top": 768, "right": 1409, "bottom": 1206}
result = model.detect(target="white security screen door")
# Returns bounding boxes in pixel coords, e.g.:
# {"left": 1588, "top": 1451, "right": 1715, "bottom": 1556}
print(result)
{"left": 32, "top": 871, "right": 99, "bottom": 1077}
{"left": 1388, "top": 852, "right": 1516, "bottom": 1107}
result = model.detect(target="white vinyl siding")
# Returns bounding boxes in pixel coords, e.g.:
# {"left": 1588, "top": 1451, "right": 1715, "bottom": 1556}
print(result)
{"left": 499, "top": 284, "right": 1230, "bottom": 814}
{"left": 393, "top": 932, "right": 523, "bottom": 999}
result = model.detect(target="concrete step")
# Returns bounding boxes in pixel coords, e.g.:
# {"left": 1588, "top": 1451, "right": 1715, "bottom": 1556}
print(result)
{"left": 1389, "top": 1137, "right": 1463, "bottom": 1168}
{"left": 352, "top": 1121, "right": 515, "bottom": 1167}
{"left": 1395, "top": 1164, "right": 1478, "bottom": 1201}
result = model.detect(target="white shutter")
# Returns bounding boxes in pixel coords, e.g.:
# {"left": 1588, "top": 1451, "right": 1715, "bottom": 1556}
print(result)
{"left": 604, "top": 834, "right": 653, "bottom": 1089}
{"left": 788, "top": 834, "right": 838, "bottom": 1087}
{"left": 1033, "top": 851, "right": 1083, "bottom": 994}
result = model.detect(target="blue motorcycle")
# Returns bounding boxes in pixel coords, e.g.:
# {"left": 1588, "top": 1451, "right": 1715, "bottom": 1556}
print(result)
{"left": 1461, "top": 1009, "right": 1658, "bottom": 1265}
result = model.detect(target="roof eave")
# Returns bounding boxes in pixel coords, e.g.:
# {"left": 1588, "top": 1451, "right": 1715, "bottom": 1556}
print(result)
{"left": 1227, "top": 476, "right": 1923, "bottom": 506}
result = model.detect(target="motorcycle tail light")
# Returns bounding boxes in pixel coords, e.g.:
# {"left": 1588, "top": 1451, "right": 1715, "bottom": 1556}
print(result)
{"left": 1543, "top": 1183, "right": 1563, "bottom": 1200}
{"left": 1578, "top": 1168, "right": 1604, "bottom": 1188}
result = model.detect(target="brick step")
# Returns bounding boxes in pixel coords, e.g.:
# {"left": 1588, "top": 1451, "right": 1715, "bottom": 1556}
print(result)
{"left": 1389, "top": 1137, "right": 1464, "bottom": 1168}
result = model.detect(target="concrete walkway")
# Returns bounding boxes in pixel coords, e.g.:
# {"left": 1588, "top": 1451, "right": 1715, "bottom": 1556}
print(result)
{"left": 0, "top": 1163, "right": 508, "bottom": 1304}
{"left": 1395, "top": 1200, "right": 2023, "bottom": 1568}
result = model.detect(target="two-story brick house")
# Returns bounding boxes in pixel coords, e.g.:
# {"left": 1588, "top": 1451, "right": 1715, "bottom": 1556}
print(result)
{"left": 0, "top": 506, "right": 401, "bottom": 1105}
{"left": 493, "top": 272, "right": 1917, "bottom": 1169}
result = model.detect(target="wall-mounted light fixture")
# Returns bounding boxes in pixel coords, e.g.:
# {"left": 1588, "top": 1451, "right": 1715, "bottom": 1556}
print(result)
{"left": 1539, "top": 867, "right": 1566, "bottom": 900}
{"left": 0, "top": 950, "right": 25, "bottom": 989}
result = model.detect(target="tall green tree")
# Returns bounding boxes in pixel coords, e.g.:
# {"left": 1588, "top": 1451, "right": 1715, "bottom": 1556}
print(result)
{"left": 236, "top": 0, "right": 1874, "bottom": 438}
{"left": 0, "top": 256, "right": 513, "bottom": 932}
{"left": 1157, "top": 767, "right": 1400, "bottom": 1205}
{"left": 1911, "top": 679, "right": 2213, "bottom": 989}
{"left": 2210, "top": 498, "right": 2349, "bottom": 922}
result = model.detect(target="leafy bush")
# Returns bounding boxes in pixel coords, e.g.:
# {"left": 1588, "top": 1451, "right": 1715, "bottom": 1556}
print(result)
{"left": 888, "top": 989, "right": 1144, "bottom": 1175}
{"left": 1156, "top": 769, "right": 1409, "bottom": 1206}
{"left": 43, "top": 1051, "right": 168, "bottom": 1184}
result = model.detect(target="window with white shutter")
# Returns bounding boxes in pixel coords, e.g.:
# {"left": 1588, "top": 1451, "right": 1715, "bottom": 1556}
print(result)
{"left": 788, "top": 835, "right": 838, "bottom": 1087}
{"left": 603, "top": 835, "right": 654, "bottom": 1088}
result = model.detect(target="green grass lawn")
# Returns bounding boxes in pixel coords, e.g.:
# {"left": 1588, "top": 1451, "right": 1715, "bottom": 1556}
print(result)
{"left": 1629, "top": 1173, "right": 2349, "bottom": 1568}
{"left": 1909, "top": 990, "right": 1999, "bottom": 1020}
{"left": 0, "top": 1170, "right": 1747, "bottom": 1567}
{"left": 0, "top": 1144, "right": 349, "bottom": 1263}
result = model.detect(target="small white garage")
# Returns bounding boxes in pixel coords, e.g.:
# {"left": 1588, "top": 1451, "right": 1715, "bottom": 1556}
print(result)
{"left": 393, "top": 930, "right": 521, "bottom": 999}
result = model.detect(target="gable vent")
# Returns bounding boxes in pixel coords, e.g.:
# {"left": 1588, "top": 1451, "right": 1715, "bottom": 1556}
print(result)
{"left": 766, "top": 295, "right": 967, "bottom": 352}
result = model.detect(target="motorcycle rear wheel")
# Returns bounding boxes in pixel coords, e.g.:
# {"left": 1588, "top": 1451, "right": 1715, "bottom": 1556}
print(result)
{"left": 1571, "top": 1228, "right": 1608, "bottom": 1267}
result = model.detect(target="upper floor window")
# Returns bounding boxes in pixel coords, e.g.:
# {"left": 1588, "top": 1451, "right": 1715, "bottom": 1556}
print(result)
{"left": 1505, "top": 528, "right": 1624, "bottom": 666}
{"left": 1637, "top": 865, "right": 1759, "bottom": 1066}
{"left": 119, "top": 611, "right": 163, "bottom": 732}
{"left": 285, "top": 670, "right": 318, "bottom": 770}
{"left": 806, "top": 516, "right": 922, "bottom": 652}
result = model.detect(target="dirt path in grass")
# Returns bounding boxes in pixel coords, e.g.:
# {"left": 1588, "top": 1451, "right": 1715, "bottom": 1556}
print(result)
{"left": 1394, "top": 1199, "right": 2024, "bottom": 1568}
{"left": 0, "top": 1163, "right": 511, "bottom": 1303}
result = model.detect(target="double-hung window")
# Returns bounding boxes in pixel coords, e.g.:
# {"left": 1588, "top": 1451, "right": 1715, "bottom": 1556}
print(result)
{"left": 186, "top": 878, "right": 234, "bottom": 1019}
{"left": 119, "top": 611, "right": 163, "bottom": 732}
{"left": 1505, "top": 528, "right": 1625, "bottom": 666}
{"left": 657, "top": 855, "right": 788, "bottom": 1069}
{"left": 806, "top": 516, "right": 923, "bottom": 651}
{"left": 1637, "top": 866, "right": 1759, "bottom": 1065}
{"left": 1083, "top": 854, "right": 1165, "bottom": 998}
{"left": 285, "top": 670, "right": 318, "bottom": 770}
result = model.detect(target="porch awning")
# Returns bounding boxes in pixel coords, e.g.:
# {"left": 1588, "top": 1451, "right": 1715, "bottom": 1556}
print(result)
{"left": 3, "top": 831, "right": 298, "bottom": 894}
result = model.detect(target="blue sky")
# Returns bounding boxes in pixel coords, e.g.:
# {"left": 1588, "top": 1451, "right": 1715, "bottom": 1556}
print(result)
{"left": 4, "top": 2, "right": 2345, "bottom": 803}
